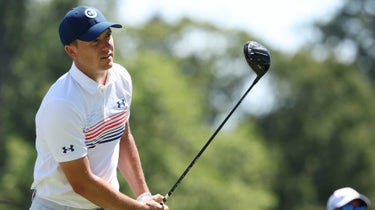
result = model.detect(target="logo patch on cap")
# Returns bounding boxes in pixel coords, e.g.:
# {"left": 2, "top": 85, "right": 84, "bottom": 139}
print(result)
{"left": 85, "top": 8, "right": 97, "bottom": 18}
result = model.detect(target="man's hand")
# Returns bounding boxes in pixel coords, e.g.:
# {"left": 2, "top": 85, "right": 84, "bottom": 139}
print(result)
{"left": 137, "top": 193, "right": 169, "bottom": 210}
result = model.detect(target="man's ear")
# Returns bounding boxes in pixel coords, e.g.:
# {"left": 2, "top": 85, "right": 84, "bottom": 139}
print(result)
{"left": 64, "top": 45, "right": 77, "bottom": 59}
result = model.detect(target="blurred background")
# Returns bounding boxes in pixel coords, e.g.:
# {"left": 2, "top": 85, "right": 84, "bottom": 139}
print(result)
{"left": 1, "top": 0, "right": 374, "bottom": 209}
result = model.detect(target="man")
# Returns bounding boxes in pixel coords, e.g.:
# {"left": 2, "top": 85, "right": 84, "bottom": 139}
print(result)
{"left": 327, "top": 187, "right": 370, "bottom": 210}
{"left": 30, "top": 5, "right": 169, "bottom": 210}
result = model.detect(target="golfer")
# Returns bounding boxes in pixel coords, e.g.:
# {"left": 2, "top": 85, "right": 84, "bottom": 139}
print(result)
{"left": 327, "top": 187, "right": 370, "bottom": 210}
{"left": 30, "top": 5, "right": 168, "bottom": 210}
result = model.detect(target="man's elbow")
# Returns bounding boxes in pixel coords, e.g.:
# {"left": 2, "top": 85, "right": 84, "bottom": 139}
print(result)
{"left": 70, "top": 182, "right": 91, "bottom": 196}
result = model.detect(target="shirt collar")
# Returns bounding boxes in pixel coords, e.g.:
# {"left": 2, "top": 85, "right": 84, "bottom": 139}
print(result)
{"left": 69, "top": 62, "right": 116, "bottom": 94}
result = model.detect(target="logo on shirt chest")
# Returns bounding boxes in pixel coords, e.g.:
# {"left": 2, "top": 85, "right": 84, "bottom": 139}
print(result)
{"left": 116, "top": 99, "right": 126, "bottom": 109}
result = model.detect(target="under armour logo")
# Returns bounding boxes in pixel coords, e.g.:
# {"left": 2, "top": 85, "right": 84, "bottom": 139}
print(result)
{"left": 62, "top": 145, "right": 75, "bottom": 153}
{"left": 117, "top": 99, "right": 126, "bottom": 108}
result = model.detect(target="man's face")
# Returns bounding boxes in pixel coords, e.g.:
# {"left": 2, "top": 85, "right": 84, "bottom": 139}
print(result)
{"left": 339, "top": 199, "right": 367, "bottom": 210}
{"left": 68, "top": 29, "right": 115, "bottom": 74}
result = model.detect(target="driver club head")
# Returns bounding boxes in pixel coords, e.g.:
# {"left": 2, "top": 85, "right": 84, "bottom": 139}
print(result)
{"left": 243, "top": 41, "right": 271, "bottom": 77}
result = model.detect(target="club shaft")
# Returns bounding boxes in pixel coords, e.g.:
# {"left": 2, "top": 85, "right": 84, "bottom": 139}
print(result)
{"left": 163, "top": 75, "right": 262, "bottom": 203}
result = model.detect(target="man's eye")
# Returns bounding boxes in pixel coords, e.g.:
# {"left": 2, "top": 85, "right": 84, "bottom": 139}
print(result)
{"left": 90, "top": 39, "right": 99, "bottom": 46}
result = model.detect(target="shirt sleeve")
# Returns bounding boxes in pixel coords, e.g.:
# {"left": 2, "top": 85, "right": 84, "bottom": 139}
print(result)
{"left": 36, "top": 99, "right": 87, "bottom": 162}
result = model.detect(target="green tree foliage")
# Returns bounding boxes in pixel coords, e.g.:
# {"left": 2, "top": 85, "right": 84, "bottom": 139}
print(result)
{"left": 0, "top": 0, "right": 28, "bottom": 186}
{"left": 256, "top": 51, "right": 375, "bottom": 210}
{"left": 0, "top": 0, "right": 28, "bottom": 93}
{"left": 254, "top": 0, "right": 375, "bottom": 208}
{"left": 313, "top": 0, "right": 375, "bottom": 79}
{"left": 119, "top": 17, "right": 262, "bottom": 123}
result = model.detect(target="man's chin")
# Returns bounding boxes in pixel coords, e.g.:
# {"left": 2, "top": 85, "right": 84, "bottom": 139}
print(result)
{"left": 101, "top": 60, "right": 113, "bottom": 70}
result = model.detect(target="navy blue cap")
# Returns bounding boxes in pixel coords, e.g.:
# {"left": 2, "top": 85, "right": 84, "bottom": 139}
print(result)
{"left": 59, "top": 6, "right": 122, "bottom": 45}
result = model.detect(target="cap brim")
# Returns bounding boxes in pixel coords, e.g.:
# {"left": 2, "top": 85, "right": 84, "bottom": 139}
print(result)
{"left": 359, "top": 195, "right": 371, "bottom": 206}
{"left": 336, "top": 194, "right": 371, "bottom": 208}
{"left": 78, "top": 22, "right": 122, "bottom": 42}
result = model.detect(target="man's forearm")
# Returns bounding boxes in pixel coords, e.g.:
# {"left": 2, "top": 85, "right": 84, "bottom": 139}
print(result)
{"left": 76, "top": 174, "right": 143, "bottom": 209}
{"left": 118, "top": 129, "right": 150, "bottom": 197}
{"left": 60, "top": 157, "right": 146, "bottom": 210}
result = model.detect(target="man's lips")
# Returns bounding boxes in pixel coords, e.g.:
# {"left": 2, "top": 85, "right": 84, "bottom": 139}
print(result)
{"left": 101, "top": 53, "right": 113, "bottom": 59}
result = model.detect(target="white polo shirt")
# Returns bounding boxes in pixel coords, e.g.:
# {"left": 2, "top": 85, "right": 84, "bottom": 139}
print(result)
{"left": 31, "top": 62, "right": 132, "bottom": 209}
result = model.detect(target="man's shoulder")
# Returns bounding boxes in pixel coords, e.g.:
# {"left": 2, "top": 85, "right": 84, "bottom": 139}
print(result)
{"left": 112, "top": 63, "right": 127, "bottom": 73}
{"left": 111, "top": 63, "right": 131, "bottom": 81}
{"left": 40, "top": 72, "right": 85, "bottom": 110}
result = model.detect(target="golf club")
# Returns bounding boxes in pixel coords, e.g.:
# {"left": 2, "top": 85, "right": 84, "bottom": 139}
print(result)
{"left": 162, "top": 41, "right": 271, "bottom": 203}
